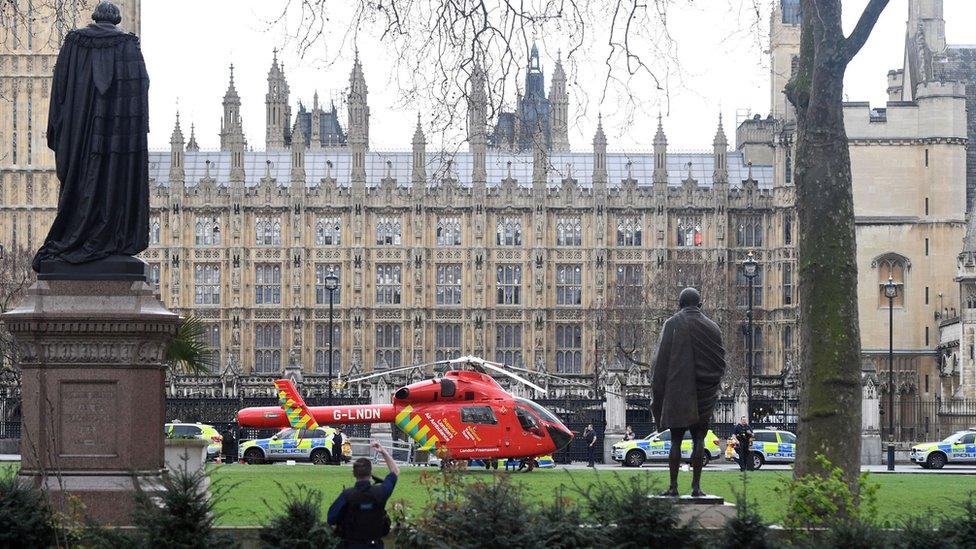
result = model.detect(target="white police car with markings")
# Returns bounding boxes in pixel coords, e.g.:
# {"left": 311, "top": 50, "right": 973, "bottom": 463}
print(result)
{"left": 910, "top": 430, "right": 976, "bottom": 469}
{"left": 745, "top": 429, "right": 796, "bottom": 470}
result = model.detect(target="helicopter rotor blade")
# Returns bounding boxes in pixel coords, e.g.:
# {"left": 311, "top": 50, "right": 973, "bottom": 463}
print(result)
{"left": 346, "top": 360, "right": 452, "bottom": 384}
{"left": 507, "top": 365, "right": 591, "bottom": 386}
{"left": 478, "top": 361, "right": 547, "bottom": 395}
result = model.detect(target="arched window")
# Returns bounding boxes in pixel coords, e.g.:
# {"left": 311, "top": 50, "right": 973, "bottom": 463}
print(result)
{"left": 616, "top": 217, "right": 642, "bottom": 247}
{"left": 556, "top": 217, "right": 582, "bottom": 246}
{"left": 967, "top": 290, "right": 976, "bottom": 310}
{"left": 874, "top": 253, "right": 908, "bottom": 307}
{"left": 736, "top": 215, "right": 763, "bottom": 247}
{"left": 495, "top": 324, "right": 523, "bottom": 366}
{"left": 742, "top": 324, "right": 763, "bottom": 374}
{"left": 496, "top": 217, "right": 522, "bottom": 246}
{"left": 255, "top": 216, "right": 281, "bottom": 246}
{"left": 376, "top": 217, "right": 402, "bottom": 246}
{"left": 784, "top": 218, "right": 792, "bottom": 245}
{"left": 676, "top": 216, "right": 702, "bottom": 247}
{"left": 254, "top": 323, "right": 282, "bottom": 373}
{"left": 555, "top": 324, "right": 583, "bottom": 374}
{"left": 195, "top": 216, "right": 220, "bottom": 246}
{"left": 374, "top": 323, "right": 402, "bottom": 368}
{"left": 437, "top": 217, "right": 462, "bottom": 246}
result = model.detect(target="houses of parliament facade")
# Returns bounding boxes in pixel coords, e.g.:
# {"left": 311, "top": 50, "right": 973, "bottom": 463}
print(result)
{"left": 5, "top": 1, "right": 974, "bottom": 402}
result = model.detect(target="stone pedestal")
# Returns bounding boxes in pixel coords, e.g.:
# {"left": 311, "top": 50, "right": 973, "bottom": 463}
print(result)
{"left": 165, "top": 438, "right": 210, "bottom": 492}
{"left": 602, "top": 372, "right": 627, "bottom": 464}
{"left": 649, "top": 494, "right": 736, "bottom": 528}
{"left": 1, "top": 280, "right": 179, "bottom": 525}
{"left": 860, "top": 360, "right": 883, "bottom": 465}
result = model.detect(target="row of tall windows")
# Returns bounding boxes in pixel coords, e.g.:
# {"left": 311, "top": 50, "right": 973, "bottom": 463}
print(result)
{"left": 245, "top": 321, "right": 585, "bottom": 373}
{"left": 147, "top": 215, "right": 793, "bottom": 249}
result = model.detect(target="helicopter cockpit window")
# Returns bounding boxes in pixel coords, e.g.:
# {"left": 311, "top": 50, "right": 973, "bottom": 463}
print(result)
{"left": 460, "top": 406, "right": 497, "bottom": 425}
{"left": 515, "top": 398, "right": 562, "bottom": 424}
{"left": 515, "top": 406, "right": 539, "bottom": 431}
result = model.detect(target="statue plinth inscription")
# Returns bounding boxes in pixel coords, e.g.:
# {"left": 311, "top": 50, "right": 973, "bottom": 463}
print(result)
{"left": 60, "top": 382, "right": 118, "bottom": 457}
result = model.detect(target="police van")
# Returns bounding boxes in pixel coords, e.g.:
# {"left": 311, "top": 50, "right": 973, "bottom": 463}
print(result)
{"left": 612, "top": 430, "right": 723, "bottom": 467}
{"left": 745, "top": 429, "right": 796, "bottom": 470}
{"left": 910, "top": 430, "right": 976, "bottom": 469}
{"left": 239, "top": 426, "right": 339, "bottom": 464}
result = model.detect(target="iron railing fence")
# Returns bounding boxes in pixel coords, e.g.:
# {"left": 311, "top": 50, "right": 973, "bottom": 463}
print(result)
{"left": 880, "top": 398, "right": 976, "bottom": 443}
{"left": 535, "top": 397, "right": 606, "bottom": 464}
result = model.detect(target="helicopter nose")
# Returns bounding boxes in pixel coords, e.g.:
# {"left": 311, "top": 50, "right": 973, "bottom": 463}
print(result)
{"left": 546, "top": 424, "right": 574, "bottom": 452}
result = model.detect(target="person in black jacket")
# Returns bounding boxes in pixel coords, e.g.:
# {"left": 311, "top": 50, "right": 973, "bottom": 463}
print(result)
{"left": 583, "top": 424, "right": 597, "bottom": 467}
{"left": 328, "top": 441, "right": 399, "bottom": 548}
{"left": 331, "top": 426, "right": 345, "bottom": 464}
{"left": 733, "top": 417, "right": 754, "bottom": 472}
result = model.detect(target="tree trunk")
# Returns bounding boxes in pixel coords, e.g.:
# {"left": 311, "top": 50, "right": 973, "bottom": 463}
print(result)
{"left": 787, "top": 0, "right": 889, "bottom": 490}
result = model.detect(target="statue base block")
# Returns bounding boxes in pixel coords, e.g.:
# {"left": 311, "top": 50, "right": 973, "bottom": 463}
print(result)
{"left": 649, "top": 494, "right": 736, "bottom": 528}
{"left": 36, "top": 254, "right": 147, "bottom": 281}
{"left": 1, "top": 280, "right": 178, "bottom": 525}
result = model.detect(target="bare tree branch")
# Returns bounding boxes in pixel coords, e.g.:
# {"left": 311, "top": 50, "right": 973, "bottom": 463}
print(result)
{"left": 842, "top": 0, "right": 890, "bottom": 63}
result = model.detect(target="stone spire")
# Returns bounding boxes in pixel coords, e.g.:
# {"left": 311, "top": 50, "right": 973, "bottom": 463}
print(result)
{"left": 347, "top": 51, "right": 369, "bottom": 184}
{"left": 265, "top": 49, "right": 291, "bottom": 150}
{"left": 549, "top": 51, "right": 570, "bottom": 152}
{"left": 291, "top": 118, "right": 306, "bottom": 182}
{"left": 220, "top": 63, "right": 247, "bottom": 152}
{"left": 169, "top": 111, "right": 185, "bottom": 183}
{"left": 532, "top": 120, "right": 548, "bottom": 189}
{"left": 592, "top": 113, "right": 608, "bottom": 189}
{"left": 186, "top": 122, "right": 199, "bottom": 151}
{"left": 653, "top": 113, "right": 668, "bottom": 186}
{"left": 468, "top": 60, "right": 488, "bottom": 185}
{"left": 712, "top": 112, "right": 728, "bottom": 183}
{"left": 310, "top": 91, "right": 322, "bottom": 149}
{"left": 170, "top": 111, "right": 184, "bottom": 146}
{"left": 412, "top": 113, "right": 426, "bottom": 185}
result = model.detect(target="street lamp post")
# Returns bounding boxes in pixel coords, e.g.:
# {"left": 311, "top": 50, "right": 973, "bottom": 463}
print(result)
{"left": 884, "top": 275, "right": 898, "bottom": 471}
{"left": 325, "top": 273, "right": 340, "bottom": 406}
{"left": 743, "top": 251, "right": 759, "bottom": 424}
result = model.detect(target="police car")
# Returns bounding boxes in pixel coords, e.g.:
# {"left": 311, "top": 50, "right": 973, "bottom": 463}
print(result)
{"left": 239, "top": 426, "right": 338, "bottom": 464}
{"left": 910, "top": 430, "right": 976, "bottom": 469}
{"left": 164, "top": 422, "right": 223, "bottom": 460}
{"left": 468, "top": 455, "right": 557, "bottom": 470}
{"left": 612, "top": 430, "right": 722, "bottom": 467}
{"left": 743, "top": 429, "right": 796, "bottom": 470}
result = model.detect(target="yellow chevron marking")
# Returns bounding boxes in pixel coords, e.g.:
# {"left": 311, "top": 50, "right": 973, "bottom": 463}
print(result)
{"left": 404, "top": 415, "right": 422, "bottom": 433}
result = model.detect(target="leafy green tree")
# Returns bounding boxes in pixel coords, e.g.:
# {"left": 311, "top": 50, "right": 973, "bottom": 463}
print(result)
{"left": 166, "top": 315, "right": 215, "bottom": 374}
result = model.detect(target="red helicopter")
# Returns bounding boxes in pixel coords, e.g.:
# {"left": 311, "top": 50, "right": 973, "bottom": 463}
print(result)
{"left": 236, "top": 356, "right": 575, "bottom": 468}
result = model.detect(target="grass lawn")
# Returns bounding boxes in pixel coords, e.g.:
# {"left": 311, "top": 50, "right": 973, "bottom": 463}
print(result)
{"left": 208, "top": 464, "right": 976, "bottom": 526}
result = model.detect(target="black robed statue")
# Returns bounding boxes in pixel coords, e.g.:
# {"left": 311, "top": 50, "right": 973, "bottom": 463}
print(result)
{"left": 652, "top": 288, "right": 727, "bottom": 497}
{"left": 33, "top": 1, "right": 150, "bottom": 280}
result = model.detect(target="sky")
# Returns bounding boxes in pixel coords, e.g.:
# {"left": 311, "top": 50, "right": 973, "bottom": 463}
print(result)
{"left": 141, "top": 0, "right": 976, "bottom": 153}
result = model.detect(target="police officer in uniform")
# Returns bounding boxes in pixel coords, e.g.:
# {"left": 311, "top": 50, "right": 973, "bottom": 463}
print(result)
{"left": 328, "top": 441, "right": 399, "bottom": 548}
